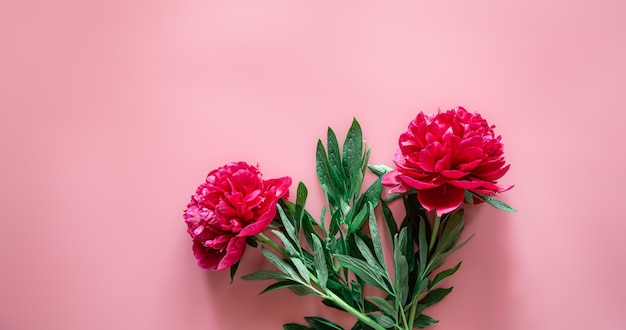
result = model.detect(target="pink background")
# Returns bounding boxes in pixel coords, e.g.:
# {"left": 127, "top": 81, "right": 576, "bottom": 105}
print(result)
{"left": 1, "top": 1, "right": 625, "bottom": 329}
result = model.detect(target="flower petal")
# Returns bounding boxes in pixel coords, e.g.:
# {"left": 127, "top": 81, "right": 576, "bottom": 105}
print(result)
{"left": 216, "top": 237, "right": 247, "bottom": 270}
{"left": 417, "top": 184, "right": 465, "bottom": 217}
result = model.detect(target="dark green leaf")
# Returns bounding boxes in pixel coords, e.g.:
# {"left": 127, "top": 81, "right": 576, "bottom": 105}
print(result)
{"left": 289, "top": 285, "right": 317, "bottom": 296}
{"left": 419, "top": 287, "right": 453, "bottom": 307}
{"left": 311, "top": 234, "right": 328, "bottom": 290}
{"left": 246, "top": 236, "right": 259, "bottom": 248}
{"left": 295, "top": 182, "right": 309, "bottom": 228}
{"left": 429, "top": 262, "right": 462, "bottom": 290}
{"left": 260, "top": 280, "right": 305, "bottom": 295}
{"left": 229, "top": 261, "right": 240, "bottom": 283}
{"left": 305, "top": 316, "right": 345, "bottom": 330}
{"left": 436, "top": 210, "right": 465, "bottom": 255}
{"left": 413, "top": 314, "right": 439, "bottom": 328}
{"left": 417, "top": 219, "right": 428, "bottom": 276}
{"left": 329, "top": 208, "right": 342, "bottom": 237}
{"left": 283, "top": 323, "right": 312, "bottom": 330}
{"left": 393, "top": 245, "right": 409, "bottom": 305}
{"left": 380, "top": 200, "right": 398, "bottom": 240}
{"left": 355, "top": 177, "right": 383, "bottom": 213}
{"left": 383, "top": 193, "right": 403, "bottom": 203}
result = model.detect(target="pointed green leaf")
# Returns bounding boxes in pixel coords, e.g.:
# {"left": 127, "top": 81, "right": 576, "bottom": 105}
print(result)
{"left": 335, "top": 254, "right": 392, "bottom": 294}
{"left": 367, "top": 296, "right": 396, "bottom": 317}
{"left": 283, "top": 324, "right": 312, "bottom": 330}
{"left": 367, "top": 164, "right": 393, "bottom": 177}
{"left": 483, "top": 196, "right": 517, "bottom": 212}
{"left": 305, "top": 316, "right": 345, "bottom": 330}
{"left": 414, "top": 314, "right": 439, "bottom": 328}
{"left": 277, "top": 204, "right": 298, "bottom": 246}
{"left": 370, "top": 314, "right": 395, "bottom": 328}
{"left": 260, "top": 280, "right": 304, "bottom": 294}
{"left": 272, "top": 230, "right": 299, "bottom": 257}
{"left": 354, "top": 235, "right": 386, "bottom": 276}
{"left": 342, "top": 118, "right": 363, "bottom": 196}
{"left": 261, "top": 246, "right": 300, "bottom": 282}
{"left": 295, "top": 182, "right": 308, "bottom": 224}
{"left": 229, "top": 261, "right": 240, "bottom": 283}
{"left": 241, "top": 269, "right": 293, "bottom": 281}
{"left": 380, "top": 200, "right": 398, "bottom": 240}
{"left": 288, "top": 285, "right": 317, "bottom": 296}
{"left": 327, "top": 127, "right": 346, "bottom": 189}
{"left": 367, "top": 202, "right": 385, "bottom": 267}
{"left": 429, "top": 262, "right": 462, "bottom": 290}
{"left": 348, "top": 206, "right": 369, "bottom": 233}
{"left": 417, "top": 219, "right": 428, "bottom": 275}
{"left": 419, "top": 287, "right": 453, "bottom": 307}
{"left": 435, "top": 210, "right": 465, "bottom": 255}
{"left": 311, "top": 234, "right": 328, "bottom": 290}
{"left": 316, "top": 140, "right": 338, "bottom": 205}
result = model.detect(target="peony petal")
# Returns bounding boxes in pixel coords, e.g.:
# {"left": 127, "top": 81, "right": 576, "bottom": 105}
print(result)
{"left": 381, "top": 170, "right": 400, "bottom": 187}
{"left": 397, "top": 175, "right": 442, "bottom": 190}
{"left": 238, "top": 200, "right": 278, "bottom": 236}
{"left": 417, "top": 184, "right": 465, "bottom": 217}
{"left": 192, "top": 241, "right": 222, "bottom": 270}
{"left": 216, "top": 237, "right": 247, "bottom": 270}
{"left": 447, "top": 179, "right": 483, "bottom": 189}
{"left": 440, "top": 169, "right": 468, "bottom": 179}
{"left": 265, "top": 176, "right": 292, "bottom": 199}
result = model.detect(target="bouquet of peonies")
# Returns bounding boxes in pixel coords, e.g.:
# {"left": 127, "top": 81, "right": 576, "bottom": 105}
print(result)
{"left": 183, "top": 107, "right": 514, "bottom": 329}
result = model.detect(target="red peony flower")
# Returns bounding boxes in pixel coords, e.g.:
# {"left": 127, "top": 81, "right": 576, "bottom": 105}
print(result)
{"left": 382, "top": 107, "right": 512, "bottom": 216}
{"left": 183, "top": 162, "right": 291, "bottom": 270}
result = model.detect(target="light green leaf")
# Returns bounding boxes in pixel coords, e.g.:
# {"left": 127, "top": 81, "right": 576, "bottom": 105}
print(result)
{"left": 272, "top": 230, "right": 299, "bottom": 257}
{"left": 367, "top": 202, "right": 385, "bottom": 267}
{"left": 277, "top": 204, "right": 298, "bottom": 246}
{"left": 393, "top": 238, "right": 409, "bottom": 306}
{"left": 370, "top": 314, "right": 395, "bottom": 328}
{"left": 241, "top": 269, "right": 293, "bottom": 281}
{"left": 327, "top": 127, "right": 346, "bottom": 191}
{"left": 335, "top": 254, "right": 392, "bottom": 295}
{"left": 262, "top": 246, "right": 300, "bottom": 282}
{"left": 295, "top": 182, "right": 308, "bottom": 224}
{"left": 367, "top": 164, "right": 393, "bottom": 177}
{"left": 367, "top": 296, "right": 396, "bottom": 317}
{"left": 311, "top": 234, "right": 328, "bottom": 290}
{"left": 316, "top": 140, "right": 338, "bottom": 205}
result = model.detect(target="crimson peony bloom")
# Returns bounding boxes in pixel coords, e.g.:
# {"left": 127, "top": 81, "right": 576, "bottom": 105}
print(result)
{"left": 382, "top": 107, "right": 512, "bottom": 216}
{"left": 184, "top": 162, "right": 291, "bottom": 270}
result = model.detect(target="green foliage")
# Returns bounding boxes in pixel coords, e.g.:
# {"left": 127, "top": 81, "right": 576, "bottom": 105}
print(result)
{"left": 239, "top": 118, "right": 514, "bottom": 329}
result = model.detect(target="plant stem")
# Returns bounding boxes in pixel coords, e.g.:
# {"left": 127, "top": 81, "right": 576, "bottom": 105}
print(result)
{"left": 406, "top": 275, "right": 424, "bottom": 330}
{"left": 324, "top": 290, "right": 387, "bottom": 330}
{"left": 428, "top": 214, "right": 440, "bottom": 252}
{"left": 256, "top": 232, "right": 289, "bottom": 258}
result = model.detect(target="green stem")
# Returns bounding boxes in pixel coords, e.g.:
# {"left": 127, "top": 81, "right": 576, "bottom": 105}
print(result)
{"left": 428, "top": 214, "right": 441, "bottom": 252}
{"left": 406, "top": 275, "right": 425, "bottom": 330}
{"left": 256, "top": 232, "right": 289, "bottom": 258}
{"left": 325, "top": 290, "right": 386, "bottom": 330}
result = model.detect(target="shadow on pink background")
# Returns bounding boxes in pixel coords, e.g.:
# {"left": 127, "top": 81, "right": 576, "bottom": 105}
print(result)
{"left": 1, "top": 1, "right": 625, "bottom": 329}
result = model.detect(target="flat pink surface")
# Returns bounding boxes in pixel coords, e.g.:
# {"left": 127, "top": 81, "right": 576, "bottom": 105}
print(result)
{"left": 2, "top": 1, "right": 625, "bottom": 329}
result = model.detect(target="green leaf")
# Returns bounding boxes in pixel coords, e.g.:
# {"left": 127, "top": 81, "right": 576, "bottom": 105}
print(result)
{"left": 484, "top": 197, "right": 517, "bottom": 212}
{"left": 367, "top": 202, "right": 386, "bottom": 267}
{"left": 436, "top": 210, "right": 465, "bottom": 255}
{"left": 229, "top": 261, "right": 240, "bottom": 283}
{"left": 417, "top": 218, "right": 428, "bottom": 276}
{"left": 302, "top": 212, "right": 323, "bottom": 252}
{"left": 272, "top": 230, "right": 299, "bottom": 257}
{"left": 311, "top": 234, "right": 328, "bottom": 290}
{"left": 289, "top": 285, "right": 317, "bottom": 296}
{"left": 355, "top": 177, "right": 383, "bottom": 212}
{"left": 342, "top": 118, "right": 364, "bottom": 197}
{"left": 292, "top": 258, "right": 311, "bottom": 284}
{"left": 380, "top": 200, "right": 398, "bottom": 241}
{"left": 261, "top": 246, "right": 301, "bottom": 282}
{"left": 329, "top": 208, "right": 343, "bottom": 237}
{"left": 316, "top": 140, "right": 339, "bottom": 205}
{"left": 305, "top": 316, "right": 345, "bottom": 330}
{"left": 348, "top": 206, "right": 369, "bottom": 233}
{"left": 393, "top": 243, "right": 409, "bottom": 305}
{"left": 327, "top": 127, "right": 346, "bottom": 191}
{"left": 241, "top": 269, "right": 293, "bottom": 281}
{"left": 419, "top": 287, "right": 453, "bottom": 307}
{"left": 354, "top": 235, "right": 386, "bottom": 276}
{"left": 367, "top": 296, "right": 396, "bottom": 318}
{"left": 352, "top": 147, "right": 370, "bottom": 200}
{"left": 370, "top": 314, "right": 395, "bottom": 328}
{"left": 429, "top": 262, "right": 462, "bottom": 290}
{"left": 283, "top": 324, "right": 312, "bottom": 330}
{"left": 383, "top": 193, "right": 403, "bottom": 203}
{"left": 295, "top": 182, "right": 309, "bottom": 224}
{"left": 335, "top": 254, "right": 392, "bottom": 294}
{"left": 277, "top": 204, "right": 298, "bottom": 247}
{"left": 413, "top": 314, "right": 439, "bottom": 328}
{"left": 260, "top": 280, "right": 305, "bottom": 294}
{"left": 367, "top": 164, "right": 393, "bottom": 177}
{"left": 246, "top": 236, "right": 259, "bottom": 248}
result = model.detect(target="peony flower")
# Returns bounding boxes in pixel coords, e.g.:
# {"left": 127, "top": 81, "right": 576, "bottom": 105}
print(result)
{"left": 183, "top": 162, "right": 291, "bottom": 270}
{"left": 382, "top": 107, "right": 512, "bottom": 216}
